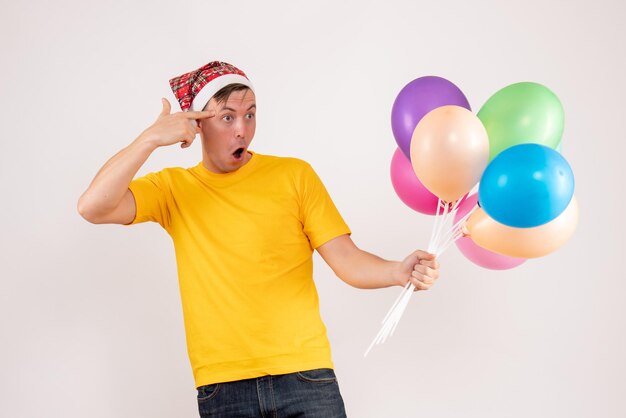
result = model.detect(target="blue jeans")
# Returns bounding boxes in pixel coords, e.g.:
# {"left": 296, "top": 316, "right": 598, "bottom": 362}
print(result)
{"left": 197, "top": 368, "right": 347, "bottom": 417}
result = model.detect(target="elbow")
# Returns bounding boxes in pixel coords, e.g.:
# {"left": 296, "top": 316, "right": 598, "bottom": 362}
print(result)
{"left": 333, "top": 269, "right": 364, "bottom": 289}
{"left": 347, "top": 279, "right": 368, "bottom": 290}
{"left": 77, "top": 196, "right": 102, "bottom": 224}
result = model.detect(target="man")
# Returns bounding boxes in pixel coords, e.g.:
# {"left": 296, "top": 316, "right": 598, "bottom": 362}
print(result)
{"left": 77, "top": 61, "right": 440, "bottom": 417}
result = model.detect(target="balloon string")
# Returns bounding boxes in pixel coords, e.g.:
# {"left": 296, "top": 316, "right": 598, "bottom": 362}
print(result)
{"left": 387, "top": 284, "right": 414, "bottom": 339}
{"left": 381, "top": 281, "right": 412, "bottom": 324}
{"left": 365, "top": 282, "right": 413, "bottom": 357}
{"left": 449, "top": 203, "right": 477, "bottom": 236}
{"left": 431, "top": 200, "right": 449, "bottom": 254}
{"left": 434, "top": 202, "right": 450, "bottom": 255}
{"left": 450, "top": 197, "right": 463, "bottom": 213}
{"left": 437, "top": 204, "right": 476, "bottom": 253}
{"left": 438, "top": 230, "right": 464, "bottom": 255}
{"left": 428, "top": 199, "right": 443, "bottom": 253}
{"left": 433, "top": 198, "right": 462, "bottom": 254}
{"left": 365, "top": 197, "right": 471, "bottom": 357}
{"left": 365, "top": 291, "right": 406, "bottom": 357}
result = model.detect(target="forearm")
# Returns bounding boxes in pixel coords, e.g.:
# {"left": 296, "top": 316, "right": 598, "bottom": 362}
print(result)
{"left": 318, "top": 235, "right": 438, "bottom": 292}
{"left": 78, "top": 134, "right": 157, "bottom": 216}
{"left": 332, "top": 248, "right": 401, "bottom": 290}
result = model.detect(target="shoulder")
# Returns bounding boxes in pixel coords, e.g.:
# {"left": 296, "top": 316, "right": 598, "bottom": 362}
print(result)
{"left": 141, "top": 166, "right": 189, "bottom": 185}
{"left": 162, "top": 166, "right": 188, "bottom": 175}
{"left": 252, "top": 154, "right": 314, "bottom": 177}
{"left": 257, "top": 153, "right": 310, "bottom": 166}
{"left": 256, "top": 153, "right": 315, "bottom": 174}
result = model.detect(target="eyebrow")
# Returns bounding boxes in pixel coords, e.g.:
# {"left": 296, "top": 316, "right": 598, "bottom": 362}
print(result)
{"left": 221, "top": 104, "right": 256, "bottom": 112}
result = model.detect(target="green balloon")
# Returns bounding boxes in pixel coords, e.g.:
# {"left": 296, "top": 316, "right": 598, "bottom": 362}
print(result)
{"left": 477, "top": 82, "right": 564, "bottom": 161}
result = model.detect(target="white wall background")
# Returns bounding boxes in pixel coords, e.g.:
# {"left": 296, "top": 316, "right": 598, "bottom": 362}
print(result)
{"left": 1, "top": 0, "right": 624, "bottom": 417}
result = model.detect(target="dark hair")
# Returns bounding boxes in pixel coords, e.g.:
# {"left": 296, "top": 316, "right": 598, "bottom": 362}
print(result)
{"left": 203, "top": 83, "right": 252, "bottom": 110}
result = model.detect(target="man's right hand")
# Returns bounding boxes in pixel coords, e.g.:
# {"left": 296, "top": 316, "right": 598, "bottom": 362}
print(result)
{"left": 78, "top": 98, "right": 215, "bottom": 224}
{"left": 139, "top": 98, "right": 215, "bottom": 149}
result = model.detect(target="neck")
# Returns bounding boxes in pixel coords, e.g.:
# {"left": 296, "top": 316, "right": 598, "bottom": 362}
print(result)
{"left": 201, "top": 150, "right": 253, "bottom": 174}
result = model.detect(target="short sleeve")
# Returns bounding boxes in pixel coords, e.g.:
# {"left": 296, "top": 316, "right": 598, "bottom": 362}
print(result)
{"left": 298, "top": 162, "right": 351, "bottom": 249}
{"left": 124, "top": 170, "right": 171, "bottom": 229}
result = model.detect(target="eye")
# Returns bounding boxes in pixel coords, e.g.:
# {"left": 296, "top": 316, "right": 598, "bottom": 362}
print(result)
{"left": 245, "top": 113, "right": 255, "bottom": 120}
{"left": 222, "top": 115, "right": 233, "bottom": 122}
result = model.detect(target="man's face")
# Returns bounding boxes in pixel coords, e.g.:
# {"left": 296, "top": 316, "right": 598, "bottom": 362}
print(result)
{"left": 198, "top": 88, "right": 257, "bottom": 174}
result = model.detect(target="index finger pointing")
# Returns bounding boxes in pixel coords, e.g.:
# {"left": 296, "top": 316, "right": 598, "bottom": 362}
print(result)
{"left": 184, "top": 110, "right": 215, "bottom": 119}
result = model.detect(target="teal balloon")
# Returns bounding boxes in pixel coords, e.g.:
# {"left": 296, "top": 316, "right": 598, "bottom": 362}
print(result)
{"left": 478, "top": 82, "right": 564, "bottom": 161}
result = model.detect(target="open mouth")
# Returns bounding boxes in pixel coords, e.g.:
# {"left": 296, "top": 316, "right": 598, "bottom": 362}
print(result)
{"left": 232, "top": 147, "right": 245, "bottom": 160}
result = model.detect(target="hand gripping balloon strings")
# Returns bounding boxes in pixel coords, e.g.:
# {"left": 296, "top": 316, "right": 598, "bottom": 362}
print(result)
{"left": 364, "top": 197, "right": 478, "bottom": 357}
{"left": 371, "top": 97, "right": 490, "bottom": 356}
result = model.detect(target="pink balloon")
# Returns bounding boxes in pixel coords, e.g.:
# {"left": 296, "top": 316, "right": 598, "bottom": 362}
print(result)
{"left": 390, "top": 148, "right": 439, "bottom": 215}
{"left": 454, "top": 194, "right": 526, "bottom": 270}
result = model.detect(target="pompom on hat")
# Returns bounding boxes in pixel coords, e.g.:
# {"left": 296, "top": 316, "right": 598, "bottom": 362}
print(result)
{"left": 169, "top": 61, "right": 254, "bottom": 112}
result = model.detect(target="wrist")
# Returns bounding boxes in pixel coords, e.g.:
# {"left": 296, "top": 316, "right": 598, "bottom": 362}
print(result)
{"left": 134, "top": 131, "right": 160, "bottom": 151}
{"left": 389, "top": 261, "right": 404, "bottom": 287}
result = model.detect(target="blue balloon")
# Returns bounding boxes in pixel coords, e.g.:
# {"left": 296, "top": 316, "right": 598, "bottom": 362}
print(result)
{"left": 478, "top": 144, "right": 575, "bottom": 228}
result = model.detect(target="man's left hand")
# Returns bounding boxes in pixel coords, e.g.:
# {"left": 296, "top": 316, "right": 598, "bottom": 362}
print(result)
{"left": 393, "top": 250, "right": 440, "bottom": 291}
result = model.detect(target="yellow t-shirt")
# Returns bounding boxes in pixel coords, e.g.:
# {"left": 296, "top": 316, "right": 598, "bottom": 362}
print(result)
{"left": 125, "top": 151, "right": 351, "bottom": 387}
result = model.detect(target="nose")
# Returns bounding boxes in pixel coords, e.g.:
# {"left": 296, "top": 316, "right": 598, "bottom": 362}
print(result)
{"left": 234, "top": 119, "right": 245, "bottom": 139}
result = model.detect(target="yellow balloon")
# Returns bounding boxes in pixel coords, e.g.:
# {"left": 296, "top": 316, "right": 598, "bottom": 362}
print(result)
{"left": 410, "top": 105, "right": 490, "bottom": 202}
{"left": 463, "top": 196, "right": 579, "bottom": 258}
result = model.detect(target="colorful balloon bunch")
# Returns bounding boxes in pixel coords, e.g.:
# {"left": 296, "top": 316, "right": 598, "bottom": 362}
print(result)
{"left": 365, "top": 77, "right": 578, "bottom": 356}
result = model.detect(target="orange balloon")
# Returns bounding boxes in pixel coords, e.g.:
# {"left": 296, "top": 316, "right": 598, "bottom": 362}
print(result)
{"left": 463, "top": 196, "right": 579, "bottom": 258}
{"left": 410, "top": 105, "right": 489, "bottom": 202}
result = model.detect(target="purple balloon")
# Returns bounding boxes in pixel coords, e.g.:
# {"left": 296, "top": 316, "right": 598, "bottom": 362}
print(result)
{"left": 390, "top": 148, "right": 439, "bottom": 215}
{"left": 454, "top": 194, "right": 526, "bottom": 270}
{"left": 391, "top": 76, "right": 471, "bottom": 159}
